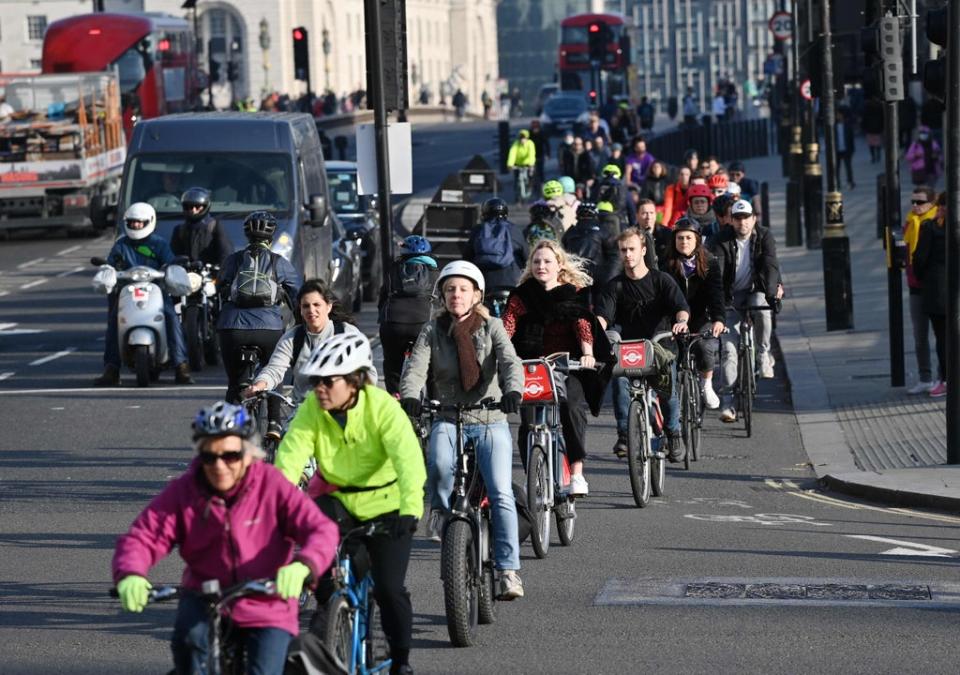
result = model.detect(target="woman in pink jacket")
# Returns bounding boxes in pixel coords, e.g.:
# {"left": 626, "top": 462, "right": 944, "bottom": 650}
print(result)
{"left": 112, "top": 401, "right": 339, "bottom": 675}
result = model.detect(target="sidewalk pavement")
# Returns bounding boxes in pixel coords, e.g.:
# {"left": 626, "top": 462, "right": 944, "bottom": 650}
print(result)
{"left": 743, "top": 148, "right": 957, "bottom": 511}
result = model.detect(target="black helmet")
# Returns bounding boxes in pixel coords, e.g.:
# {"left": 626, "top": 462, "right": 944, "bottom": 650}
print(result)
{"left": 528, "top": 201, "right": 557, "bottom": 222}
{"left": 181, "top": 187, "right": 211, "bottom": 223}
{"left": 243, "top": 211, "right": 277, "bottom": 242}
{"left": 481, "top": 197, "right": 509, "bottom": 221}
{"left": 673, "top": 217, "right": 701, "bottom": 236}
{"left": 576, "top": 201, "right": 599, "bottom": 220}
{"left": 712, "top": 192, "right": 735, "bottom": 217}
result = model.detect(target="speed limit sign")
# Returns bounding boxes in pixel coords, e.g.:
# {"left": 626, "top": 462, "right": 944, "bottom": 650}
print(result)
{"left": 769, "top": 11, "right": 793, "bottom": 41}
{"left": 800, "top": 79, "right": 812, "bottom": 101}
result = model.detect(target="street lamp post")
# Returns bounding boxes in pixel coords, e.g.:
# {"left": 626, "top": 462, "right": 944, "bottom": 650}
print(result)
{"left": 786, "top": 0, "right": 804, "bottom": 247}
{"left": 322, "top": 29, "right": 332, "bottom": 92}
{"left": 802, "top": 0, "right": 823, "bottom": 250}
{"left": 259, "top": 19, "right": 271, "bottom": 96}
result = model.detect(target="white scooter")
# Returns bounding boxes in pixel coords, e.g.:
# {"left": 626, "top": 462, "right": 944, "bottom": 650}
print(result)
{"left": 91, "top": 257, "right": 190, "bottom": 387}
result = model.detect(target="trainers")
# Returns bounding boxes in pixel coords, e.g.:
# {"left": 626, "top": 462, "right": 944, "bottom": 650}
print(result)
{"left": 569, "top": 474, "right": 589, "bottom": 497}
{"left": 759, "top": 352, "right": 775, "bottom": 379}
{"left": 908, "top": 380, "right": 936, "bottom": 395}
{"left": 701, "top": 378, "right": 720, "bottom": 409}
{"left": 929, "top": 381, "right": 947, "bottom": 398}
{"left": 613, "top": 435, "right": 628, "bottom": 459}
{"left": 427, "top": 509, "right": 444, "bottom": 542}
{"left": 666, "top": 431, "right": 682, "bottom": 462}
{"left": 719, "top": 407, "right": 737, "bottom": 423}
{"left": 265, "top": 421, "right": 283, "bottom": 443}
{"left": 498, "top": 570, "right": 524, "bottom": 600}
{"left": 174, "top": 363, "right": 194, "bottom": 385}
{"left": 93, "top": 364, "right": 120, "bottom": 387}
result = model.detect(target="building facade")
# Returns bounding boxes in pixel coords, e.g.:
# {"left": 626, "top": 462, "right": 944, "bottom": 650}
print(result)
{"left": 0, "top": 0, "right": 498, "bottom": 113}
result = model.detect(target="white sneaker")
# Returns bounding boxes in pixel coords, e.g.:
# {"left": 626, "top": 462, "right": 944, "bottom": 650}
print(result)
{"left": 427, "top": 509, "right": 443, "bottom": 543}
{"left": 701, "top": 378, "right": 720, "bottom": 409}
{"left": 498, "top": 570, "right": 524, "bottom": 600}
{"left": 719, "top": 407, "right": 737, "bottom": 423}
{"left": 569, "top": 474, "right": 589, "bottom": 497}
{"left": 759, "top": 352, "right": 775, "bottom": 379}
{"left": 908, "top": 380, "right": 936, "bottom": 395}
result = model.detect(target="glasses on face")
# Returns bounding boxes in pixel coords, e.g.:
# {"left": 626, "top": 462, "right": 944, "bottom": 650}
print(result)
{"left": 199, "top": 450, "right": 244, "bottom": 466}
{"left": 309, "top": 375, "right": 343, "bottom": 389}
{"left": 911, "top": 199, "right": 928, "bottom": 206}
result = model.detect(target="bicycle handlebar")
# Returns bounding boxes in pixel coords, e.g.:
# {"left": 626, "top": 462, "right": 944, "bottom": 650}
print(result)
{"left": 242, "top": 389, "right": 294, "bottom": 407}
{"left": 652, "top": 331, "right": 674, "bottom": 345}
{"left": 737, "top": 305, "right": 776, "bottom": 312}
{"left": 109, "top": 578, "right": 276, "bottom": 605}
{"left": 421, "top": 398, "right": 500, "bottom": 414}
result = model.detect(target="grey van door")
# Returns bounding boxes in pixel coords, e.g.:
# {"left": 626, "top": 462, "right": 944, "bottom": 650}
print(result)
{"left": 299, "top": 150, "right": 333, "bottom": 282}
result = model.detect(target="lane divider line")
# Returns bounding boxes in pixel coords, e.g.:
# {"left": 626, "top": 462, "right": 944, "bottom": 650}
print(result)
{"left": 20, "top": 279, "right": 48, "bottom": 290}
{"left": 17, "top": 258, "right": 45, "bottom": 269}
{"left": 29, "top": 348, "right": 77, "bottom": 366}
{"left": 0, "top": 372, "right": 14, "bottom": 381}
{"left": 55, "top": 267, "right": 85, "bottom": 278}
{"left": 57, "top": 245, "right": 82, "bottom": 256}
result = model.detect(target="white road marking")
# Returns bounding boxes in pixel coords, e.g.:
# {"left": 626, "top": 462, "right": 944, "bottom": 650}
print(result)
{"left": 679, "top": 497, "right": 753, "bottom": 509}
{"left": 126, "top": 405, "right": 141, "bottom": 409}
{"left": 51, "top": 406, "right": 65, "bottom": 410}
{"left": 28, "top": 348, "right": 77, "bottom": 366}
{"left": 55, "top": 266, "right": 85, "bottom": 278}
{"left": 0, "top": 385, "right": 225, "bottom": 395}
{"left": 0, "top": 372, "right": 14, "bottom": 381}
{"left": 20, "top": 279, "right": 48, "bottom": 290}
{"left": 846, "top": 535, "right": 959, "bottom": 557}
{"left": 0, "top": 322, "right": 17, "bottom": 331}
{"left": 17, "top": 258, "right": 45, "bottom": 269}
{"left": 0, "top": 291, "right": 8, "bottom": 297}
{"left": 684, "top": 513, "right": 833, "bottom": 527}
{"left": 57, "top": 245, "right": 82, "bottom": 256}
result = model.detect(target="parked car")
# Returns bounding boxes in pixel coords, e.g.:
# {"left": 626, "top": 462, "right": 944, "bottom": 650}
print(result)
{"left": 539, "top": 91, "right": 589, "bottom": 137}
{"left": 325, "top": 161, "right": 383, "bottom": 303}
{"left": 534, "top": 83, "right": 559, "bottom": 115}
{"left": 116, "top": 112, "right": 361, "bottom": 310}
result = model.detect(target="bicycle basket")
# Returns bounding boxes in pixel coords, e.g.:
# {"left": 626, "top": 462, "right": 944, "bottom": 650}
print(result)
{"left": 611, "top": 339, "right": 657, "bottom": 378}
{"left": 521, "top": 359, "right": 566, "bottom": 404}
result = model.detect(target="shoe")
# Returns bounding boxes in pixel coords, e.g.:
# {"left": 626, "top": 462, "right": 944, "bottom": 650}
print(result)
{"left": 701, "top": 378, "right": 720, "bottom": 409}
{"left": 569, "top": 474, "right": 589, "bottom": 497}
{"left": 719, "top": 407, "right": 737, "bottom": 423}
{"left": 759, "top": 352, "right": 775, "bottom": 379}
{"left": 929, "top": 381, "right": 947, "bottom": 398}
{"left": 390, "top": 666, "right": 414, "bottom": 675}
{"left": 665, "top": 431, "right": 682, "bottom": 462}
{"left": 93, "top": 364, "right": 120, "bottom": 387}
{"left": 174, "top": 363, "right": 194, "bottom": 385}
{"left": 908, "top": 380, "right": 936, "bottom": 395}
{"left": 427, "top": 509, "right": 444, "bottom": 542}
{"left": 613, "top": 435, "right": 628, "bottom": 459}
{"left": 265, "top": 421, "right": 283, "bottom": 443}
{"left": 498, "top": 570, "right": 524, "bottom": 600}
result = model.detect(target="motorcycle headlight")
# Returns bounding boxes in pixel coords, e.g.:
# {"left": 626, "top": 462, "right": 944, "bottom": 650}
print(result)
{"left": 271, "top": 233, "right": 294, "bottom": 260}
{"left": 330, "top": 256, "right": 342, "bottom": 282}
{"left": 202, "top": 280, "right": 217, "bottom": 297}
{"left": 187, "top": 272, "right": 203, "bottom": 294}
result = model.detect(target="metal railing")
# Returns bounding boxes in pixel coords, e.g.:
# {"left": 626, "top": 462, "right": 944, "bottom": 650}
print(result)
{"left": 646, "top": 118, "right": 775, "bottom": 167}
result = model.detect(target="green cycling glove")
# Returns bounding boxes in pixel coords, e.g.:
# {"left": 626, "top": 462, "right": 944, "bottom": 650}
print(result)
{"left": 276, "top": 561, "right": 311, "bottom": 600}
{"left": 117, "top": 575, "right": 152, "bottom": 613}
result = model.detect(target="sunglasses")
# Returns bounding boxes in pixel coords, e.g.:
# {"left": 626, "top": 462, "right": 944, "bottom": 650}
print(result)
{"left": 199, "top": 450, "right": 244, "bottom": 465}
{"left": 911, "top": 199, "right": 929, "bottom": 205}
{"left": 309, "top": 375, "right": 343, "bottom": 388}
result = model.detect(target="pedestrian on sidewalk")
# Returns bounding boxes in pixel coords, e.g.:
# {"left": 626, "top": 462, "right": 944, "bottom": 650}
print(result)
{"left": 905, "top": 126, "right": 942, "bottom": 187}
{"left": 911, "top": 192, "right": 948, "bottom": 398}
{"left": 862, "top": 95, "right": 884, "bottom": 163}
{"left": 902, "top": 186, "right": 938, "bottom": 394}
{"left": 835, "top": 108, "right": 856, "bottom": 189}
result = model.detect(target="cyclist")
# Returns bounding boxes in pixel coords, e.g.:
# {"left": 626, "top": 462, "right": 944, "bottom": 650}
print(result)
{"left": 217, "top": 211, "right": 302, "bottom": 436}
{"left": 506, "top": 129, "right": 536, "bottom": 204}
{"left": 112, "top": 401, "right": 338, "bottom": 675}
{"left": 592, "top": 163, "right": 637, "bottom": 229}
{"left": 596, "top": 227, "right": 690, "bottom": 460}
{"left": 685, "top": 183, "right": 720, "bottom": 242}
{"left": 543, "top": 179, "right": 577, "bottom": 232}
{"left": 563, "top": 201, "right": 620, "bottom": 289}
{"left": 243, "top": 278, "right": 361, "bottom": 408}
{"left": 637, "top": 198, "right": 671, "bottom": 267}
{"left": 525, "top": 201, "right": 563, "bottom": 247}
{"left": 465, "top": 197, "right": 528, "bottom": 297}
{"left": 169, "top": 187, "right": 232, "bottom": 267}
{"left": 662, "top": 218, "right": 726, "bottom": 409}
{"left": 93, "top": 202, "right": 193, "bottom": 386}
{"left": 274, "top": 333, "right": 426, "bottom": 675}
{"left": 502, "top": 239, "right": 613, "bottom": 496}
{"left": 398, "top": 260, "right": 526, "bottom": 600}
{"left": 558, "top": 175, "right": 581, "bottom": 230}
{"left": 708, "top": 199, "right": 783, "bottom": 422}
{"left": 377, "top": 235, "right": 439, "bottom": 395}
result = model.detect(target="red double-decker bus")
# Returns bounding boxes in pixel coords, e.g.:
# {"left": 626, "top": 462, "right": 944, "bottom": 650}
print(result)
{"left": 42, "top": 13, "right": 201, "bottom": 139}
{"left": 557, "top": 13, "right": 630, "bottom": 97}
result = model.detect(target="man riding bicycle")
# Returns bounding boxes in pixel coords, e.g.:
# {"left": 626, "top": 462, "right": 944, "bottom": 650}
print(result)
{"left": 506, "top": 129, "right": 536, "bottom": 204}
{"left": 112, "top": 401, "right": 338, "bottom": 675}
{"left": 595, "top": 228, "right": 690, "bottom": 461}
{"left": 274, "top": 333, "right": 426, "bottom": 675}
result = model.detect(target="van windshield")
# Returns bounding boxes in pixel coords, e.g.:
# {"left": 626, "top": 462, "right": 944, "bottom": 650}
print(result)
{"left": 124, "top": 153, "right": 293, "bottom": 215}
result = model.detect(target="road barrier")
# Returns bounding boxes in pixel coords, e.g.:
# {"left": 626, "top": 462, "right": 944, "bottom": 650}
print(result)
{"left": 646, "top": 118, "right": 775, "bottom": 167}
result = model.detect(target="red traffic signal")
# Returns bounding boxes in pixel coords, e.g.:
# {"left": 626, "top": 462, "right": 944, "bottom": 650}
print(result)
{"left": 293, "top": 28, "right": 305, "bottom": 41}
{"left": 589, "top": 23, "right": 600, "bottom": 33}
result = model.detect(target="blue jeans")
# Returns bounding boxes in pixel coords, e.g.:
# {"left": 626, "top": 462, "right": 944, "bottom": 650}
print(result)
{"left": 428, "top": 420, "right": 520, "bottom": 571}
{"left": 171, "top": 592, "right": 291, "bottom": 675}
{"left": 104, "top": 292, "right": 188, "bottom": 368}
{"left": 612, "top": 362, "right": 680, "bottom": 438}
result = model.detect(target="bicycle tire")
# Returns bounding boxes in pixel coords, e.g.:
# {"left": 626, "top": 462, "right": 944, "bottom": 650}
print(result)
{"left": 626, "top": 399, "right": 652, "bottom": 507}
{"left": 526, "top": 446, "right": 551, "bottom": 558}
{"left": 744, "top": 361, "right": 754, "bottom": 438}
{"left": 441, "top": 518, "right": 480, "bottom": 647}
{"left": 365, "top": 595, "right": 391, "bottom": 668}
{"left": 679, "top": 371, "right": 694, "bottom": 471}
{"left": 690, "top": 376, "right": 703, "bottom": 462}
{"left": 650, "top": 443, "right": 665, "bottom": 497}
{"left": 319, "top": 595, "right": 353, "bottom": 671}
{"left": 555, "top": 498, "right": 576, "bottom": 546}
{"left": 477, "top": 514, "right": 496, "bottom": 625}
{"left": 183, "top": 305, "right": 204, "bottom": 372}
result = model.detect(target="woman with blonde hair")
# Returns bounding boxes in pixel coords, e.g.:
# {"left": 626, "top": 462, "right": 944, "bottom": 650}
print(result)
{"left": 502, "top": 240, "right": 612, "bottom": 496}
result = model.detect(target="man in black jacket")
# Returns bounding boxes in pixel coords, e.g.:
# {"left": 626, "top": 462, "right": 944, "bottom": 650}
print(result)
{"left": 707, "top": 200, "right": 783, "bottom": 422}
{"left": 170, "top": 187, "right": 232, "bottom": 266}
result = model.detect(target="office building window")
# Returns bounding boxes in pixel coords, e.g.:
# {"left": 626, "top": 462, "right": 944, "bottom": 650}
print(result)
{"left": 27, "top": 15, "right": 47, "bottom": 41}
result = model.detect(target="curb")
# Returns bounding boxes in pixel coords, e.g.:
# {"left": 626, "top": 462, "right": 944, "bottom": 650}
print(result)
{"left": 820, "top": 472, "right": 960, "bottom": 513}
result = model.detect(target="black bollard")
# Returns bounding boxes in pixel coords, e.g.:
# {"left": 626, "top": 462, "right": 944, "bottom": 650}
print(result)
{"left": 498, "top": 121, "right": 510, "bottom": 175}
{"left": 334, "top": 135, "right": 348, "bottom": 161}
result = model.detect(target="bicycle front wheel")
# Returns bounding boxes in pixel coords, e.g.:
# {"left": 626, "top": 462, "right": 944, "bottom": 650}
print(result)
{"left": 477, "top": 514, "right": 496, "bottom": 625}
{"left": 441, "top": 519, "right": 480, "bottom": 647}
{"left": 555, "top": 498, "right": 576, "bottom": 546}
{"left": 626, "top": 399, "right": 652, "bottom": 507}
{"left": 319, "top": 595, "right": 353, "bottom": 672}
{"left": 680, "top": 371, "right": 697, "bottom": 470}
{"left": 526, "top": 446, "right": 551, "bottom": 558}
{"left": 743, "top": 360, "right": 754, "bottom": 437}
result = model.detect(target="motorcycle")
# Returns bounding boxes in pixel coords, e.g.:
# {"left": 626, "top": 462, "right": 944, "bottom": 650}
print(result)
{"left": 91, "top": 257, "right": 191, "bottom": 387}
{"left": 179, "top": 262, "right": 221, "bottom": 372}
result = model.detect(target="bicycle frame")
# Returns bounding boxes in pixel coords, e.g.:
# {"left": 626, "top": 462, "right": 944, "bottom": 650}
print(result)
{"left": 329, "top": 545, "right": 390, "bottom": 675}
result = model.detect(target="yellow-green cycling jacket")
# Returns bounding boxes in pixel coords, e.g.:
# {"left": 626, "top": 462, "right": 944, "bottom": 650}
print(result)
{"left": 274, "top": 384, "right": 426, "bottom": 521}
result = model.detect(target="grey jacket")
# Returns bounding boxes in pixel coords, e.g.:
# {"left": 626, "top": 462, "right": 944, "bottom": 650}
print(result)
{"left": 399, "top": 313, "right": 524, "bottom": 424}
{"left": 254, "top": 320, "right": 362, "bottom": 405}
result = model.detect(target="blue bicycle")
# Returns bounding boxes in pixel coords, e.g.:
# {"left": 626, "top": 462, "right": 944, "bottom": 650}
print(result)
{"left": 318, "top": 524, "right": 391, "bottom": 675}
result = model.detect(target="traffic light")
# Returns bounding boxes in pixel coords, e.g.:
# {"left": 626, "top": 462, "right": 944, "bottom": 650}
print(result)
{"left": 292, "top": 26, "right": 310, "bottom": 83}
{"left": 208, "top": 55, "right": 220, "bottom": 83}
{"left": 588, "top": 89, "right": 598, "bottom": 104}
{"left": 922, "top": 7, "right": 948, "bottom": 101}
{"left": 879, "top": 16, "right": 904, "bottom": 102}
{"left": 588, "top": 22, "right": 607, "bottom": 63}
{"left": 227, "top": 60, "right": 239, "bottom": 82}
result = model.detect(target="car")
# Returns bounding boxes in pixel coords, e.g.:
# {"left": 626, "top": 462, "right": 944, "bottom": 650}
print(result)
{"left": 325, "top": 161, "right": 383, "bottom": 305}
{"left": 539, "top": 91, "right": 589, "bottom": 137}
{"left": 534, "top": 83, "right": 560, "bottom": 115}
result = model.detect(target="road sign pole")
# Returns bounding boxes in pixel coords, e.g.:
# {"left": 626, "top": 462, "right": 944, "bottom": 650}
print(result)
{"left": 947, "top": 0, "right": 960, "bottom": 463}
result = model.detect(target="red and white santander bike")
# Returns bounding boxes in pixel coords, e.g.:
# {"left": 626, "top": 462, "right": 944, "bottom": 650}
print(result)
{"left": 521, "top": 352, "right": 583, "bottom": 559}
{"left": 611, "top": 332, "right": 673, "bottom": 508}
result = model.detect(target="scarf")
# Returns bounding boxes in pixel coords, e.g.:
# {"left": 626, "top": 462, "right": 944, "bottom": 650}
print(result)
{"left": 450, "top": 311, "right": 484, "bottom": 391}
{"left": 681, "top": 255, "right": 698, "bottom": 278}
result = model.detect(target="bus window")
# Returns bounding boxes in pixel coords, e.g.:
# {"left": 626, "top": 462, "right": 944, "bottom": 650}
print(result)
{"left": 114, "top": 46, "right": 148, "bottom": 94}
{"left": 561, "top": 26, "right": 588, "bottom": 44}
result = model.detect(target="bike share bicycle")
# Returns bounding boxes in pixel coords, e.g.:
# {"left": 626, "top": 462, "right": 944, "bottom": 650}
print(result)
{"left": 610, "top": 331, "right": 673, "bottom": 507}
{"left": 673, "top": 329, "right": 723, "bottom": 470}
{"left": 520, "top": 352, "right": 586, "bottom": 558}
{"left": 733, "top": 304, "right": 775, "bottom": 438}
{"left": 180, "top": 261, "right": 221, "bottom": 372}
{"left": 420, "top": 398, "right": 501, "bottom": 648}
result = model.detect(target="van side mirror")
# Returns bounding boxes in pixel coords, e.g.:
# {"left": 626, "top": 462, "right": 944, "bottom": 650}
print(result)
{"left": 307, "top": 194, "right": 327, "bottom": 226}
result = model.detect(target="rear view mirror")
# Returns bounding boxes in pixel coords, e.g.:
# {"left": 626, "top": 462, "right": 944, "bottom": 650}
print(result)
{"left": 308, "top": 194, "right": 327, "bottom": 226}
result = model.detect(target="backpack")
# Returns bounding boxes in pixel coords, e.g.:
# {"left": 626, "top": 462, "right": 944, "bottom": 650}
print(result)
{"left": 290, "top": 321, "right": 346, "bottom": 370}
{"left": 471, "top": 219, "right": 515, "bottom": 271}
{"left": 562, "top": 223, "right": 604, "bottom": 265}
{"left": 389, "top": 256, "right": 437, "bottom": 299}
{"left": 229, "top": 246, "right": 279, "bottom": 308}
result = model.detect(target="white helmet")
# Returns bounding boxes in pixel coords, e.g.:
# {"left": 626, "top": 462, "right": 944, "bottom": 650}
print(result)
{"left": 301, "top": 332, "right": 378, "bottom": 386}
{"left": 435, "top": 260, "right": 486, "bottom": 297}
{"left": 123, "top": 202, "right": 157, "bottom": 240}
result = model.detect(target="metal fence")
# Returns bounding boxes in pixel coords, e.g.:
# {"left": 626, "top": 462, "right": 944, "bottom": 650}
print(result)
{"left": 647, "top": 118, "right": 775, "bottom": 167}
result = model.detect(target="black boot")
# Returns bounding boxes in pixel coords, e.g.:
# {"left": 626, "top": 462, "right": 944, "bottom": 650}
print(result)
{"left": 93, "top": 364, "right": 120, "bottom": 387}
{"left": 174, "top": 363, "right": 194, "bottom": 385}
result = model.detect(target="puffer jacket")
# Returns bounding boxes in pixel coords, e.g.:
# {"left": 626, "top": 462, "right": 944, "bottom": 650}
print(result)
{"left": 904, "top": 206, "right": 938, "bottom": 289}
{"left": 112, "top": 459, "right": 338, "bottom": 636}
{"left": 400, "top": 313, "right": 524, "bottom": 425}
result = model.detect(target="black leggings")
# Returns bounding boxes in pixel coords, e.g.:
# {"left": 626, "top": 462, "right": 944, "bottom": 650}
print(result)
{"left": 313, "top": 496, "right": 414, "bottom": 660}
{"left": 930, "top": 314, "right": 946, "bottom": 381}
{"left": 379, "top": 321, "right": 424, "bottom": 396}
{"left": 518, "top": 369, "right": 589, "bottom": 465}
{"left": 218, "top": 328, "right": 284, "bottom": 420}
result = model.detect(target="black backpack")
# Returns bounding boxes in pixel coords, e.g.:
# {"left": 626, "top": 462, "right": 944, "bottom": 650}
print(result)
{"left": 229, "top": 246, "right": 279, "bottom": 308}
{"left": 389, "top": 255, "right": 437, "bottom": 299}
{"left": 471, "top": 220, "right": 515, "bottom": 271}
{"left": 562, "top": 222, "right": 604, "bottom": 264}
{"left": 289, "top": 321, "right": 347, "bottom": 370}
